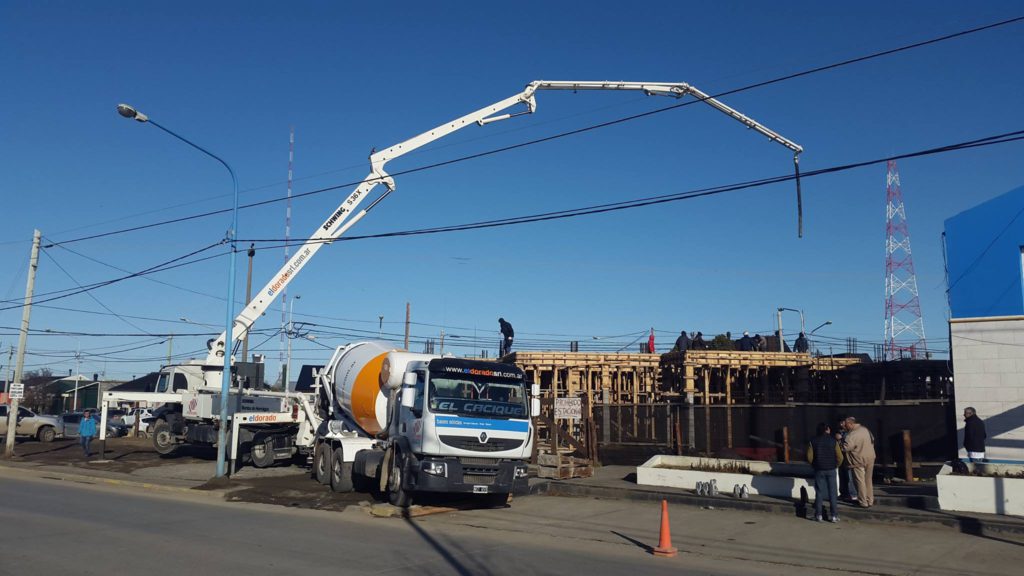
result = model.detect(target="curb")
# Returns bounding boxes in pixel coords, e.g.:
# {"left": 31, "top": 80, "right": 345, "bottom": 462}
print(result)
{"left": 530, "top": 479, "right": 1024, "bottom": 536}
{"left": 0, "top": 462, "right": 228, "bottom": 498}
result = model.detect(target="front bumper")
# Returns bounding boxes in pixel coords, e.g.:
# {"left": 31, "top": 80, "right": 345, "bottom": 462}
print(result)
{"left": 407, "top": 456, "right": 529, "bottom": 495}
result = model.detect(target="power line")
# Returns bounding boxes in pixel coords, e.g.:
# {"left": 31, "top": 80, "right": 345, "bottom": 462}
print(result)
{"left": 239, "top": 129, "right": 1024, "bottom": 246}
{"left": 0, "top": 242, "right": 226, "bottom": 310}
{"left": 40, "top": 245, "right": 155, "bottom": 335}
{"left": 3, "top": 128, "right": 1022, "bottom": 315}
{"left": 51, "top": 242, "right": 226, "bottom": 303}
{"left": 40, "top": 15, "right": 1024, "bottom": 248}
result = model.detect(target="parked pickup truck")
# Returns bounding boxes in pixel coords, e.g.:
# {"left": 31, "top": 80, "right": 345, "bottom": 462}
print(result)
{"left": 0, "top": 405, "right": 61, "bottom": 442}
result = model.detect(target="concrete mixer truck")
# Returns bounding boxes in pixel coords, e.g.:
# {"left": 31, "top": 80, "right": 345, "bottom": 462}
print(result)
{"left": 310, "top": 341, "right": 536, "bottom": 507}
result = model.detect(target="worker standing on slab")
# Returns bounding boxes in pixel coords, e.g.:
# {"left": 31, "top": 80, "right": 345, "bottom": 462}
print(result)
{"left": 499, "top": 318, "right": 514, "bottom": 357}
{"left": 673, "top": 330, "right": 689, "bottom": 353}
{"left": 739, "top": 332, "right": 754, "bottom": 351}
{"left": 691, "top": 331, "right": 707, "bottom": 350}
{"left": 795, "top": 332, "right": 809, "bottom": 353}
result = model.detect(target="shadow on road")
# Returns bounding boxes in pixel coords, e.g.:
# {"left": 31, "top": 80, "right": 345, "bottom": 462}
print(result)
{"left": 403, "top": 512, "right": 494, "bottom": 576}
{"left": 611, "top": 530, "right": 654, "bottom": 554}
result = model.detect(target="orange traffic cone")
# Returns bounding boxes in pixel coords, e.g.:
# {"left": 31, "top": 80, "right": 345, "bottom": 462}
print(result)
{"left": 652, "top": 499, "right": 678, "bottom": 557}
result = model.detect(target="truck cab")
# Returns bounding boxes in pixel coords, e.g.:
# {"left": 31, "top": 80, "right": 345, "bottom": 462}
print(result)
{"left": 386, "top": 358, "right": 533, "bottom": 505}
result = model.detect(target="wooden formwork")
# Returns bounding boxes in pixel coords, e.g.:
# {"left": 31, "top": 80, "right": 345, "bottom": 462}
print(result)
{"left": 506, "top": 351, "right": 661, "bottom": 405}
{"left": 505, "top": 350, "right": 865, "bottom": 404}
{"left": 659, "top": 351, "right": 865, "bottom": 405}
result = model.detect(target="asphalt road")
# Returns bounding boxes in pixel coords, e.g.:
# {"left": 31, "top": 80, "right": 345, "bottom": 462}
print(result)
{"left": 1, "top": 468, "right": 1022, "bottom": 575}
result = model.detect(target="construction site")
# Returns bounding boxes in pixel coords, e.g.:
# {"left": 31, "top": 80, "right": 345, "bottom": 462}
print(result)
{"left": 513, "top": 348, "right": 952, "bottom": 479}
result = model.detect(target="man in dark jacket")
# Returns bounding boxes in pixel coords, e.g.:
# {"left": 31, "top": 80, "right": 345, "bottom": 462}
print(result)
{"left": 674, "top": 330, "right": 690, "bottom": 353}
{"left": 963, "top": 407, "right": 987, "bottom": 462}
{"left": 498, "top": 318, "right": 514, "bottom": 356}
{"left": 691, "top": 332, "right": 707, "bottom": 350}
{"left": 807, "top": 422, "right": 844, "bottom": 522}
{"left": 738, "top": 331, "right": 754, "bottom": 351}
{"left": 794, "top": 332, "right": 809, "bottom": 353}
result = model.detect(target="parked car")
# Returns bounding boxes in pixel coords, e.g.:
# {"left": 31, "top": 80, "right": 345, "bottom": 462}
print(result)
{"left": 60, "top": 412, "right": 130, "bottom": 438}
{"left": 0, "top": 405, "right": 61, "bottom": 442}
{"left": 122, "top": 407, "right": 153, "bottom": 435}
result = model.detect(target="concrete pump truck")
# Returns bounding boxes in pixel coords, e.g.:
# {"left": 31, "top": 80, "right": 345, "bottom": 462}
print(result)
{"left": 103, "top": 80, "right": 801, "bottom": 506}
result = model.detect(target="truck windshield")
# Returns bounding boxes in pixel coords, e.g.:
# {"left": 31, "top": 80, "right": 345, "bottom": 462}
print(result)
{"left": 428, "top": 375, "right": 528, "bottom": 419}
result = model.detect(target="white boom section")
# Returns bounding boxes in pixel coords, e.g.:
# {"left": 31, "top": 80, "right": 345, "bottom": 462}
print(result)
{"left": 206, "top": 80, "right": 802, "bottom": 366}
{"left": 530, "top": 81, "right": 802, "bottom": 154}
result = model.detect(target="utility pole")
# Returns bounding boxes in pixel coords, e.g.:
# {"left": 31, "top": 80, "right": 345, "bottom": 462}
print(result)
{"left": 241, "top": 243, "right": 255, "bottom": 363}
{"left": 439, "top": 330, "right": 445, "bottom": 356}
{"left": 776, "top": 309, "right": 784, "bottom": 352}
{"left": 3, "top": 345, "right": 12, "bottom": 395}
{"left": 404, "top": 302, "right": 410, "bottom": 351}
{"left": 5, "top": 230, "right": 41, "bottom": 459}
{"left": 72, "top": 340, "right": 81, "bottom": 411}
{"left": 167, "top": 334, "right": 173, "bottom": 365}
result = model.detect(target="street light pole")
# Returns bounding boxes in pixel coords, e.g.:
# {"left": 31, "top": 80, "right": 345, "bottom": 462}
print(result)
{"left": 118, "top": 104, "right": 239, "bottom": 478}
{"left": 777, "top": 307, "right": 805, "bottom": 351}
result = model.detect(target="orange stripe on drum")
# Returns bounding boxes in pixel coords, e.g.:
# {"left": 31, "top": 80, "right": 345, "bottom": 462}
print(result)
{"left": 351, "top": 352, "right": 388, "bottom": 434}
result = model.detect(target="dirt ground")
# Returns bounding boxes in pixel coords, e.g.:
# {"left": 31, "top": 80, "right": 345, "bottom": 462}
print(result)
{"left": 7, "top": 436, "right": 501, "bottom": 514}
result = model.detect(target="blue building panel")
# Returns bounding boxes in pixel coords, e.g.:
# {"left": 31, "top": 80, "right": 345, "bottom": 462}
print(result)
{"left": 944, "top": 185, "right": 1024, "bottom": 318}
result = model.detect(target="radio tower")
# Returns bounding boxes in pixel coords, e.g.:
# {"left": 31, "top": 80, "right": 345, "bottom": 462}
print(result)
{"left": 883, "top": 160, "right": 927, "bottom": 360}
{"left": 279, "top": 126, "right": 294, "bottom": 388}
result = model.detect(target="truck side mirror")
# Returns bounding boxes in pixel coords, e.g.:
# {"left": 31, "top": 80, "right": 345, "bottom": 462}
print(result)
{"left": 531, "top": 397, "right": 541, "bottom": 418}
{"left": 531, "top": 383, "right": 540, "bottom": 397}
{"left": 401, "top": 386, "right": 417, "bottom": 409}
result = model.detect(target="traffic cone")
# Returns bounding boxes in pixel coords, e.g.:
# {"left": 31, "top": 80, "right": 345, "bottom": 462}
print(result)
{"left": 652, "top": 499, "right": 678, "bottom": 557}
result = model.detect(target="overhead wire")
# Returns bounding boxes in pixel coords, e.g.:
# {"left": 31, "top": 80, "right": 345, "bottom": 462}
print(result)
{"left": 40, "top": 243, "right": 155, "bottom": 335}
{"left": 37, "top": 14, "right": 1024, "bottom": 248}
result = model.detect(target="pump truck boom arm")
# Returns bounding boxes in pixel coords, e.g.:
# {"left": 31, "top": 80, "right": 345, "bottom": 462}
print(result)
{"left": 206, "top": 80, "right": 802, "bottom": 365}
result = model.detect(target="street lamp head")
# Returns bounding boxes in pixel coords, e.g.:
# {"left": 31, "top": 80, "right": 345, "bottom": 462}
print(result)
{"left": 116, "top": 103, "right": 148, "bottom": 122}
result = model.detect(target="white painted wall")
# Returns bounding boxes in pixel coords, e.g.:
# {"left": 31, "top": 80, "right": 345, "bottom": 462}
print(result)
{"left": 951, "top": 317, "right": 1024, "bottom": 461}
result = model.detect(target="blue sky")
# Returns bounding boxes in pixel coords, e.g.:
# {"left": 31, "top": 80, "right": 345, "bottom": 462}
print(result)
{"left": 1, "top": 1, "right": 1023, "bottom": 382}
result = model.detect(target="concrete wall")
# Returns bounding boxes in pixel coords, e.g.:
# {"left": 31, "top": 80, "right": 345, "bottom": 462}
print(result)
{"left": 951, "top": 317, "right": 1024, "bottom": 461}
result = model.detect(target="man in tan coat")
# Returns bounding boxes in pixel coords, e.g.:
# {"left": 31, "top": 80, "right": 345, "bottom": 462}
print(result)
{"left": 842, "top": 417, "right": 876, "bottom": 508}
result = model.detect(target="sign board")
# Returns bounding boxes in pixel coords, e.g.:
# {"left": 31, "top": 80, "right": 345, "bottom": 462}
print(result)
{"left": 9, "top": 383, "right": 25, "bottom": 400}
{"left": 554, "top": 397, "right": 582, "bottom": 420}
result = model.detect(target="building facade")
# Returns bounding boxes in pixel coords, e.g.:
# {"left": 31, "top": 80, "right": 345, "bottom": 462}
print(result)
{"left": 945, "top": 184, "right": 1024, "bottom": 462}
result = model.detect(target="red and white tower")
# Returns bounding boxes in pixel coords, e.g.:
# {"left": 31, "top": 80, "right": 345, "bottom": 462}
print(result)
{"left": 883, "top": 160, "right": 927, "bottom": 360}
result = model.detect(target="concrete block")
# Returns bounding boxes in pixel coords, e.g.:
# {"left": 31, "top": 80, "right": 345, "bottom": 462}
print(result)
{"left": 996, "top": 345, "right": 1024, "bottom": 360}
{"left": 967, "top": 345, "right": 1000, "bottom": 360}
{"left": 996, "top": 387, "right": 1022, "bottom": 402}
{"left": 1000, "top": 372, "right": 1024, "bottom": 388}
{"left": 953, "top": 359, "right": 984, "bottom": 375}
{"left": 983, "top": 359, "right": 1017, "bottom": 374}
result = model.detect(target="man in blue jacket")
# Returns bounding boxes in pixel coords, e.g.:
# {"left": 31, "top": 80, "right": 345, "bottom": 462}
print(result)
{"left": 79, "top": 409, "right": 98, "bottom": 458}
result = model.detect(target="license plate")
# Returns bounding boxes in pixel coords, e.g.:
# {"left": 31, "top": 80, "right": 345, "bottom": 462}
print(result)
{"left": 473, "top": 485, "right": 489, "bottom": 494}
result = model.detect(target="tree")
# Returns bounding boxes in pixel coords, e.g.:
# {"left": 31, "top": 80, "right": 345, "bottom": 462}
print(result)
{"left": 709, "top": 334, "right": 735, "bottom": 351}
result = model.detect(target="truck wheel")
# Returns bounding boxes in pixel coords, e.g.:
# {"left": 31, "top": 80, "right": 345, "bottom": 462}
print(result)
{"left": 250, "top": 434, "right": 276, "bottom": 468}
{"left": 330, "top": 447, "right": 354, "bottom": 493}
{"left": 387, "top": 450, "right": 412, "bottom": 507}
{"left": 152, "top": 420, "right": 177, "bottom": 455}
{"left": 37, "top": 426, "right": 55, "bottom": 443}
{"left": 314, "top": 443, "right": 330, "bottom": 485}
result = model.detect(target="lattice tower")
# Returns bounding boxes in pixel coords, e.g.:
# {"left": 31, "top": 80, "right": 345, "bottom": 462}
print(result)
{"left": 279, "top": 126, "right": 294, "bottom": 387}
{"left": 883, "top": 160, "right": 927, "bottom": 360}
